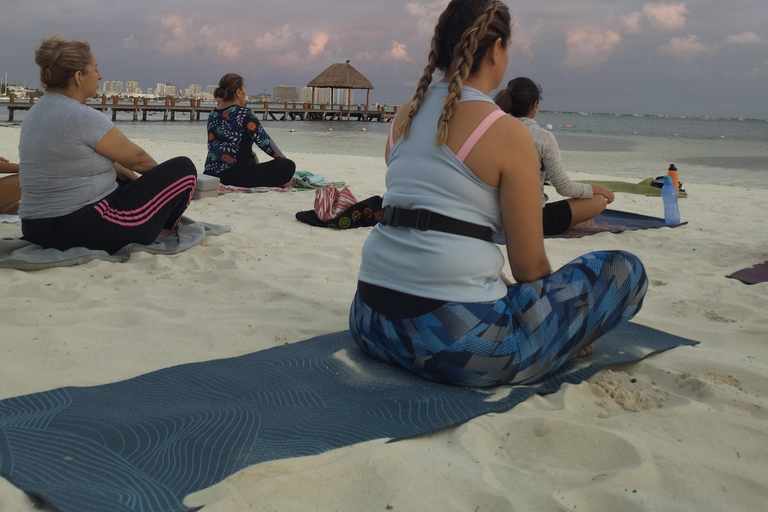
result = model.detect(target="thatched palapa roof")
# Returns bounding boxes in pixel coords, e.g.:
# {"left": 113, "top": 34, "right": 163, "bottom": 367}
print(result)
{"left": 307, "top": 61, "right": 374, "bottom": 90}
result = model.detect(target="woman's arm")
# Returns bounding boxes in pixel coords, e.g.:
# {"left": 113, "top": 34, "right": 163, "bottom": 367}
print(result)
{"left": 0, "top": 157, "right": 20, "bottom": 173}
{"left": 496, "top": 118, "right": 552, "bottom": 282}
{"left": 114, "top": 163, "right": 138, "bottom": 182}
{"left": 94, "top": 127, "right": 158, "bottom": 173}
{"left": 246, "top": 110, "right": 285, "bottom": 159}
{"left": 539, "top": 132, "right": 593, "bottom": 200}
{"left": 385, "top": 98, "right": 412, "bottom": 164}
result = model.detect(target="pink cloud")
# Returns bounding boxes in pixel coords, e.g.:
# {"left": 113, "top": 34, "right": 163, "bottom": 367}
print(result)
{"left": 642, "top": 3, "right": 688, "bottom": 31}
{"left": 617, "top": 12, "right": 643, "bottom": 34}
{"left": 383, "top": 40, "right": 411, "bottom": 61}
{"left": 308, "top": 33, "right": 330, "bottom": 57}
{"left": 511, "top": 18, "right": 543, "bottom": 58}
{"left": 726, "top": 32, "right": 763, "bottom": 45}
{"left": 253, "top": 25, "right": 294, "bottom": 51}
{"left": 561, "top": 29, "right": 622, "bottom": 68}
{"left": 657, "top": 34, "right": 714, "bottom": 59}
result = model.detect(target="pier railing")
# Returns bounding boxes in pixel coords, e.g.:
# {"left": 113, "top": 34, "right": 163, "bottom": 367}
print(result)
{"left": 4, "top": 94, "right": 399, "bottom": 123}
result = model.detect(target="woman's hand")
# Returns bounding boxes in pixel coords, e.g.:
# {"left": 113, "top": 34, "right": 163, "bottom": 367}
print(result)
{"left": 592, "top": 184, "right": 614, "bottom": 204}
{"left": 114, "top": 163, "right": 138, "bottom": 182}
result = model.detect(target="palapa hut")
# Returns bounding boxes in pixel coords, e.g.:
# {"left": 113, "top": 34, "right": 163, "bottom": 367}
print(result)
{"left": 307, "top": 60, "right": 374, "bottom": 113}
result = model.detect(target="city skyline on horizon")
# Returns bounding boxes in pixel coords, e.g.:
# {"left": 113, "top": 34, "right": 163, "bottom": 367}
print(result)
{"left": 1, "top": 1, "right": 767, "bottom": 119}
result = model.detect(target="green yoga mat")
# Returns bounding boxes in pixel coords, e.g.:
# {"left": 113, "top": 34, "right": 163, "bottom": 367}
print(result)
{"left": 571, "top": 178, "right": 688, "bottom": 198}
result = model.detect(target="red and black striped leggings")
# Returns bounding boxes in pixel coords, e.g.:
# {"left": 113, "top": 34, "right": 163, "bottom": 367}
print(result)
{"left": 22, "top": 157, "right": 197, "bottom": 254}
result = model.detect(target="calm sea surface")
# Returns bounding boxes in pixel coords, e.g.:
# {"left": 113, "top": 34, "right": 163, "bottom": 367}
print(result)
{"left": 2, "top": 105, "right": 767, "bottom": 187}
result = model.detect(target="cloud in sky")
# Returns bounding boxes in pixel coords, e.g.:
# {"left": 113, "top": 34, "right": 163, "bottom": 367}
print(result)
{"left": 726, "top": 32, "right": 763, "bottom": 45}
{"left": 617, "top": 12, "right": 643, "bottom": 35}
{"left": 2, "top": 0, "right": 768, "bottom": 118}
{"left": 121, "top": 35, "right": 139, "bottom": 50}
{"left": 383, "top": 41, "right": 411, "bottom": 61}
{"left": 657, "top": 34, "right": 714, "bottom": 60}
{"left": 510, "top": 19, "right": 543, "bottom": 59}
{"left": 642, "top": 2, "right": 688, "bottom": 31}
{"left": 308, "top": 33, "right": 331, "bottom": 58}
{"left": 405, "top": 0, "right": 450, "bottom": 40}
{"left": 561, "top": 29, "right": 622, "bottom": 69}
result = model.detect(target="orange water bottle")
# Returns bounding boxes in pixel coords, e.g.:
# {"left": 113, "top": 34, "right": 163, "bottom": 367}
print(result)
{"left": 668, "top": 164, "right": 679, "bottom": 190}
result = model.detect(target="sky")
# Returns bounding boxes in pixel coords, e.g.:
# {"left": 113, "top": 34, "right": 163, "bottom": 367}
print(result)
{"left": 1, "top": 0, "right": 767, "bottom": 119}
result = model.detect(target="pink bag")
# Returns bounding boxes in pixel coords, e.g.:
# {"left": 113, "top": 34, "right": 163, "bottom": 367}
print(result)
{"left": 314, "top": 185, "right": 357, "bottom": 222}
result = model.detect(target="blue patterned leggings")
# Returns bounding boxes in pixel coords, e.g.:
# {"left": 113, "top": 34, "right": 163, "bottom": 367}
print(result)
{"left": 349, "top": 250, "right": 648, "bottom": 387}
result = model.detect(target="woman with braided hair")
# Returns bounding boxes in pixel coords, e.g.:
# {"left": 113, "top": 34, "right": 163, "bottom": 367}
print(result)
{"left": 349, "top": 0, "right": 647, "bottom": 387}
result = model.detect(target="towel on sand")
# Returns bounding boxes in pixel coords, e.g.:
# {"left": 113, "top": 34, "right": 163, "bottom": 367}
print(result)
{"left": 0, "top": 323, "right": 697, "bottom": 512}
{"left": 0, "top": 217, "right": 230, "bottom": 270}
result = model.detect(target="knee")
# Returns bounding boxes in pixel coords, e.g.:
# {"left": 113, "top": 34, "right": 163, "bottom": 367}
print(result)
{"left": 169, "top": 156, "right": 198, "bottom": 176}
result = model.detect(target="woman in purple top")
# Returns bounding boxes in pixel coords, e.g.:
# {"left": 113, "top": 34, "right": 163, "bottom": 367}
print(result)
{"left": 204, "top": 73, "right": 296, "bottom": 188}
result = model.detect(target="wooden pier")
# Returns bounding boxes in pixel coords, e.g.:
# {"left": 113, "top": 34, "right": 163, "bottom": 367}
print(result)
{"left": 4, "top": 94, "right": 398, "bottom": 123}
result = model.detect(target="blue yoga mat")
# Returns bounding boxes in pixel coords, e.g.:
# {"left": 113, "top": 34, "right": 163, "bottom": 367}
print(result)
{"left": 547, "top": 209, "right": 688, "bottom": 239}
{"left": 0, "top": 323, "right": 697, "bottom": 512}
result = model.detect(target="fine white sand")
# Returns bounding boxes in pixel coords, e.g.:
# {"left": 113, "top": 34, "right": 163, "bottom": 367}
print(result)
{"left": 1, "top": 125, "right": 767, "bottom": 511}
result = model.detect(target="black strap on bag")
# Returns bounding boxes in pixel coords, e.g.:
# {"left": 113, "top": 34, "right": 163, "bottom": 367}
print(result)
{"left": 379, "top": 205, "right": 494, "bottom": 242}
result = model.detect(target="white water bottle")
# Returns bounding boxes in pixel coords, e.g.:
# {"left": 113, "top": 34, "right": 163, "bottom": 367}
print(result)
{"left": 661, "top": 176, "right": 681, "bottom": 226}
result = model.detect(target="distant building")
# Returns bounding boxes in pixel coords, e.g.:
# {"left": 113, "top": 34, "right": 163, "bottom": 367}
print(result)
{"left": 302, "top": 86, "right": 332, "bottom": 104}
{"left": 205, "top": 85, "right": 217, "bottom": 96}
{"left": 273, "top": 85, "right": 300, "bottom": 102}
{"left": 103, "top": 81, "right": 123, "bottom": 94}
{"left": 188, "top": 84, "right": 202, "bottom": 97}
{"left": 253, "top": 93, "right": 271, "bottom": 102}
{"left": 125, "top": 81, "right": 139, "bottom": 94}
{"left": 147, "top": 87, "right": 154, "bottom": 96}
{"left": 156, "top": 83, "right": 179, "bottom": 97}
{"left": 335, "top": 89, "right": 354, "bottom": 105}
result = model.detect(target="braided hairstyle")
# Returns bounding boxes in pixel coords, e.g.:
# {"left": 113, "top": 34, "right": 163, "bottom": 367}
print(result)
{"left": 400, "top": 0, "right": 511, "bottom": 145}
{"left": 494, "top": 77, "right": 542, "bottom": 117}
{"left": 35, "top": 36, "right": 92, "bottom": 90}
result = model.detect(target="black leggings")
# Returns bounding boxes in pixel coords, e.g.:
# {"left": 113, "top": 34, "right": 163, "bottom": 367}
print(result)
{"left": 542, "top": 199, "right": 573, "bottom": 236}
{"left": 21, "top": 156, "right": 197, "bottom": 254}
{"left": 210, "top": 157, "right": 296, "bottom": 188}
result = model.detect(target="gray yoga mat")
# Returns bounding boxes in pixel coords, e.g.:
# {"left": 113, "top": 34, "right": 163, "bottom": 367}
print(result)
{"left": 0, "top": 217, "right": 230, "bottom": 270}
{"left": 0, "top": 323, "right": 698, "bottom": 512}
{"left": 726, "top": 260, "right": 768, "bottom": 285}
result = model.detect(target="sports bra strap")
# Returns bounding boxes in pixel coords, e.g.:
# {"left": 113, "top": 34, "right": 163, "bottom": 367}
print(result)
{"left": 455, "top": 109, "right": 506, "bottom": 162}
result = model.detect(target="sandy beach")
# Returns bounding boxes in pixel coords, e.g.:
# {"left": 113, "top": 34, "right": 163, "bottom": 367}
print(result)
{"left": 1, "top": 124, "right": 767, "bottom": 511}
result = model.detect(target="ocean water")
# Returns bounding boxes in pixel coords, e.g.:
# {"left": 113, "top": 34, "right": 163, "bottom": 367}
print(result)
{"left": 2, "top": 106, "right": 767, "bottom": 188}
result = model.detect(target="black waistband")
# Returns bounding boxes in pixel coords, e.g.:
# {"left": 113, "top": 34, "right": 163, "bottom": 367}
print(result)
{"left": 379, "top": 205, "right": 494, "bottom": 242}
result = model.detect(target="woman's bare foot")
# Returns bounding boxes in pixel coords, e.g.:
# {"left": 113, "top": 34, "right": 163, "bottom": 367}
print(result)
{"left": 574, "top": 342, "right": 595, "bottom": 358}
{"left": 282, "top": 177, "right": 297, "bottom": 188}
{"left": 571, "top": 219, "right": 596, "bottom": 230}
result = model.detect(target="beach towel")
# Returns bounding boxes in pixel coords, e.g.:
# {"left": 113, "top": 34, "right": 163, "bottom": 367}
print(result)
{"left": 0, "top": 217, "right": 230, "bottom": 271}
{"left": 726, "top": 260, "right": 768, "bottom": 285}
{"left": 0, "top": 323, "right": 697, "bottom": 512}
